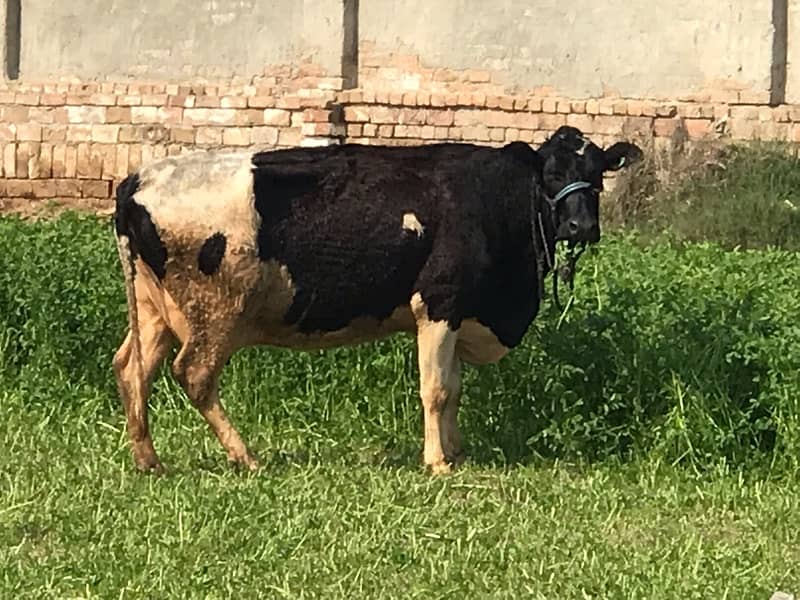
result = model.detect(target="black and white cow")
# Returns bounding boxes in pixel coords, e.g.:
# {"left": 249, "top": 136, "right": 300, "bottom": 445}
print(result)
{"left": 112, "top": 126, "right": 642, "bottom": 474}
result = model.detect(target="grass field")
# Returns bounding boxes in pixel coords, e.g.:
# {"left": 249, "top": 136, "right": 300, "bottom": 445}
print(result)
{"left": 2, "top": 146, "right": 800, "bottom": 598}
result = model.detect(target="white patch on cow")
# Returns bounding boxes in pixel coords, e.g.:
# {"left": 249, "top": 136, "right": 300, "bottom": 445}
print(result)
{"left": 402, "top": 212, "right": 425, "bottom": 237}
{"left": 134, "top": 150, "right": 260, "bottom": 250}
{"left": 576, "top": 138, "right": 590, "bottom": 156}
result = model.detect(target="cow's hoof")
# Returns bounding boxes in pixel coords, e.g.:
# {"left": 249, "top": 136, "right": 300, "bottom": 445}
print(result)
{"left": 429, "top": 461, "right": 453, "bottom": 476}
{"left": 449, "top": 452, "right": 466, "bottom": 468}
{"left": 135, "top": 459, "right": 165, "bottom": 475}
{"left": 228, "top": 451, "right": 260, "bottom": 472}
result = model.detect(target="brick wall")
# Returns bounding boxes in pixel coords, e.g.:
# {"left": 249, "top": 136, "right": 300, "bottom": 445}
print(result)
{"left": 2, "top": 52, "right": 800, "bottom": 213}
{"left": 0, "top": 66, "right": 345, "bottom": 212}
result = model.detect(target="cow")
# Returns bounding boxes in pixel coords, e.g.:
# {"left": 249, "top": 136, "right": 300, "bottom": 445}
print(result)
{"left": 112, "top": 126, "right": 642, "bottom": 475}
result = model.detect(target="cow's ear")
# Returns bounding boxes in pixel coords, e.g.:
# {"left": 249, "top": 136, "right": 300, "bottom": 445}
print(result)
{"left": 604, "top": 142, "right": 643, "bottom": 171}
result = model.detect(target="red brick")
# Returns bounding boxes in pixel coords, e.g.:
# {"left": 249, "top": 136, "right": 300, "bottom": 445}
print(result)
{"left": 183, "top": 108, "right": 237, "bottom": 126}
{"left": 88, "top": 93, "right": 116, "bottom": 106}
{"left": 170, "top": 128, "right": 195, "bottom": 144}
{"left": 220, "top": 96, "right": 248, "bottom": 109}
{"left": 486, "top": 95, "right": 501, "bottom": 109}
{"left": 277, "top": 96, "right": 302, "bottom": 110}
{"left": 196, "top": 96, "right": 222, "bottom": 108}
{"left": 38, "top": 143, "right": 53, "bottom": 178}
{"left": 738, "top": 90, "right": 771, "bottom": 105}
{"left": 64, "top": 146, "right": 77, "bottom": 178}
{"left": 489, "top": 128, "right": 505, "bottom": 142}
{"left": 277, "top": 127, "right": 302, "bottom": 146}
{"left": 303, "top": 109, "right": 330, "bottom": 123}
{"left": 250, "top": 126, "right": 280, "bottom": 146}
{"left": 0, "top": 124, "right": 16, "bottom": 141}
{"left": 347, "top": 124, "right": 363, "bottom": 137}
{"left": 622, "top": 116, "right": 654, "bottom": 137}
{"left": 434, "top": 126, "right": 450, "bottom": 139}
{"left": 398, "top": 109, "right": 428, "bottom": 125}
{"left": 41, "top": 94, "right": 66, "bottom": 106}
{"left": 377, "top": 124, "right": 394, "bottom": 137}
{"left": 82, "top": 179, "right": 111, "bottom": 198}
{"left": 527, "top": 97, "right": 543, "bottom": 112}
{"left": 247, "top": 95, "right": 276, "bottom": 108}
{"left": 566, "top": 113, "right": 594, "bottom": 133}
{"left": 196, "top": 127, "right": 222, "bottom": 145}
{"left": 3, "top": 106, "right": 30, "bottom": 122}
{"left": 598, "top": 100, "right": 615, "bottom": 115}
{"left": 30, "top": 180, "right": 55, "bottom": 198}
{"left": 15, "top": 143, "right": 35, "bottom": 178}
{"left": 539, "top": 113, "right": 566, "bottom": 130}
{"left": 656, "top": 104, "right": 678, "bottom": 118}
{"left": 66, "top": 106, "right": 106, "bottom": 124}
{"left": 115, "top": 145, "right": 130, "bottom": 178}
{"left": 128, "top": 145, "right": 142, "bottom": 172}
{"left": 731, "top": 106, "right": 759, "bottom": 121}
{"left": 453, "top": 109, "right": 482, "bottom": 127}
{"left": 485, "top": 111, "right": 515, "bottom": 128}
{"left": 55, "top": 179, "right": 81, "bottom": 197}
{"left": 427, "top": 110, "right": 454, "bottom": 127}
{"left": 222, "top": 128, "right": 251, "bottom": 146}
{"left": 263, "top": 109, "right": 292, "bottom": 126}
{"left": 511, "top": 112, "right": 538, "bottom": 130}
{"left": 6, "top": 179, "right": 33, "bottom": 197}
{"left": 467, "top": 69, "right": 491, "bottom": 83}
{"left": 344, "top": 106, "right": 369, "bottom": 123}
{"left": 653, "top": 118, "right": 683, "bottom": 137}
{"left": 685, "top": 119, "right": 713, "bottom": 139}
{"left": 3, "top": 144, "right": 15, "bottom": 178}
{"left": 612, "top": 102, "right": 627, "bottom": 115}
{"left": 51, "top": 145, "right": 66, "bottom": 178}
{"left": 370, "top": 106, "right": 400, "bottom": 124}
{"left": 570, "top": 101, "right": 587, "bottom": 114}
{"left": 89, "top": 125, "right": 118, "bottom": 144}
{"left": 15, "top": 93, "right": 40, "bottom": 106}
{"left": 462, "top": 125, "right": 491, "bottom": 141}
{"left": 498, "top": 96, "right": 514, "bottom": 111}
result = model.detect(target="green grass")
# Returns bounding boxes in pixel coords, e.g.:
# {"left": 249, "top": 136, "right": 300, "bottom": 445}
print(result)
{"left": 1, "top": 211, "right": 800, "bottom": 598}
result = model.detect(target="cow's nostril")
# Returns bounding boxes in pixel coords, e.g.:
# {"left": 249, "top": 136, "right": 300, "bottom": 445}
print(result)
{"left": 568, "top": 220, "right": 580, "bottom": 235}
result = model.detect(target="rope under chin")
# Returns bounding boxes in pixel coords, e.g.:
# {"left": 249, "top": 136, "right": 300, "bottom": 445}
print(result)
{"left": 533, "top": 181, "right": 592, "bottom": 311}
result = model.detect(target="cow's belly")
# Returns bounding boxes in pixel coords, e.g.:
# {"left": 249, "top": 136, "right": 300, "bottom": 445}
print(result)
{"left": 237, "top": 258, "right": 417, "bottom": 350}
{"left": 456, "top": 319, "right": 510, "bottom": 365}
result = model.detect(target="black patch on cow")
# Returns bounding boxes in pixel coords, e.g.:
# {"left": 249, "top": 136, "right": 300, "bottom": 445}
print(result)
{"left": 249, "top": 142, "right": 547, "bottom": 345}
{"left": 114, "top": 172, "right": 168, "bottom": 280}
{"left": 198, "top": 232, "right": 227, "bottom": 275}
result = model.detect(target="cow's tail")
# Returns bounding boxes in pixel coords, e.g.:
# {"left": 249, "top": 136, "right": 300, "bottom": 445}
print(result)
{"left": 114, "top": 173, "right": 144, "bottom": 392}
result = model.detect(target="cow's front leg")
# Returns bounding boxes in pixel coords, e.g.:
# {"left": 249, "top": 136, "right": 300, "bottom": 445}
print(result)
{"left": 441, "top": 357, "right": 464, "bottom": 466}
{"left": 415, "top": 312, "right": 460, "bottom": 475}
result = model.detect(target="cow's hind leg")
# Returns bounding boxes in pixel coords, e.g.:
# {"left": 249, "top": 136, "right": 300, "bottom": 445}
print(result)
{"left": 414, "top": 305, "right": 461, "bottom": 475}
{"left": 171, "top": 339, "right": 258, "bottom": 470}
{"left": 113, "top": 300, "right": 174, "bottom": 472}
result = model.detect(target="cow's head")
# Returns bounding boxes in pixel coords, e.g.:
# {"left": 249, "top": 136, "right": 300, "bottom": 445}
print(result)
{"left": 537, "top": 126, "right": 643, "bottom": 246}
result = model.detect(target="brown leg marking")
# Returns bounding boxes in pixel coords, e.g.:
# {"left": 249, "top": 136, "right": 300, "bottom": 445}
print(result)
{"left": 415, "top": 309, "right": 461, "bottom": 475}
{"left": 112, "top": 301, "right": 174, "bottom": 473}
{"left": 172, "top": 342, "right": 258, "bottom": 471}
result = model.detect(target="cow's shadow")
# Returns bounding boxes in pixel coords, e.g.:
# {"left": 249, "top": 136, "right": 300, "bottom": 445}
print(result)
{"left": 456, "top": 285, "right": 775, "bottom": 469}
